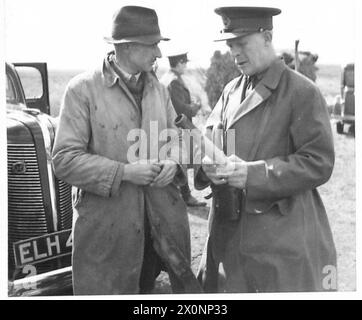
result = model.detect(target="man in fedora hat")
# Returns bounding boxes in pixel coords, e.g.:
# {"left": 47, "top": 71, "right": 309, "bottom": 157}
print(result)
{"left": 52, "top": 6, "right": 196, "bottom": 294}
{"left": 196, "top": 7, "right": 337, "bottom": 292}
{"left": 161, "top": 52, "right": 206, "bottom": 207}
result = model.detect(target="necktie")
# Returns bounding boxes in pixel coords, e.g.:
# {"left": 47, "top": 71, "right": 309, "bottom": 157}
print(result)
{"left": 127, "top": 74, "right": 144, "bottom": 111}
{"left": 109, "top": 56, "right": 144, "bottom": 109}
{"left": 249, "top": 75, "right": 258, "bottom": 89}
{"left": 241, "top": 76, "right": 258, "bottom": 102}
{"left": 128, "top": 75, "right": 138, "bottom": 90}
{"left": 240, "top": 76, "right": 250, "bottom": 102}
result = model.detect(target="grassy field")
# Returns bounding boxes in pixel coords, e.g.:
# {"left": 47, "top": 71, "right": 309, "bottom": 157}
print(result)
{"left": 319, "top": 123, "right": 356, "bottom": 291}
{"left": 18, "top": 63, "right": 355, "bottom": 292}
{"left": 47, "top": 69, "right": 84, "bottom": 116}
{"left": 316, "top": 64, "right": 343, "bottom": 107}
{"left": 45, "top": 63, "right": 343, "bottom": 116}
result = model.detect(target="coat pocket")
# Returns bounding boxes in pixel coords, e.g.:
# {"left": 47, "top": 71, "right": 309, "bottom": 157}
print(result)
{"left": 245, "top": 197, "right": 292, "bottom": 216}
{"left": 275, "top": 197, "right": 292, "bottom": 216}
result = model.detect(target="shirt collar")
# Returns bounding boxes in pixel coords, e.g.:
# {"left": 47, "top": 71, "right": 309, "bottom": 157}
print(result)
{"left": 170, "top": 68, "right": 182, "bottom": 78}
{"left": 102, "top": 51, "right": 141, "bottom": 87}
{"left": 232, "top": 58, "right": 286, "bottom": 92}
{"left": 111, "top": 55, "right": 141, "bottom": 82}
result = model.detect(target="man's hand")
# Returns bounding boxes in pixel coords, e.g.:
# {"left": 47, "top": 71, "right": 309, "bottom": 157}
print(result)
{"left": 202, "top": 155, "right": 247, "bottom": 189}
{"left": 150, "top": 159, "right": 178, "bottom": 188}
{"left": 216, "top": 155, "right": 248, "bottom": 189}
{"left": 123, "top": 161, "right": 161, "bottom": 185}
{"left": 190, "top": 102, "right": 201, "bottom": 117}
{"left": 201, "top": 156, "right": 228, "bottom": 185}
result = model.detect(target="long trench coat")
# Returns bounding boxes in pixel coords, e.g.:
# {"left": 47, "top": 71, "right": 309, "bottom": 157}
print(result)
{"left": 196, "top": 58, "right": 337, "bottom": 292}
{"left": 52, "top": 54, "right": 191, "bottom": 294}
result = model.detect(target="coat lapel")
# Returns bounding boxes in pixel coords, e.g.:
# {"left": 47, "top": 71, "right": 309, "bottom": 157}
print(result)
{"left": 102, "top": 54, "right": 140, "bottom": 113}
{"left": 141, "top": 73, "right": 161, "bottom": 122}
{"left": 117, "top": 78, "right": 140, "bottom": 111}
{"left": 139, "top": 73, "right": 166, "bottom": 161}
{"left": 226, "top": 84, "right": 271, "bottom": 130}
{"left": 226, "top": 58, "right": 287, "bottom": 130}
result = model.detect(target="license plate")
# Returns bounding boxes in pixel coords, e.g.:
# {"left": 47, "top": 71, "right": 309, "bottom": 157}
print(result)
{"left": 13, "top": 229, "right": 72, "bottom": 268}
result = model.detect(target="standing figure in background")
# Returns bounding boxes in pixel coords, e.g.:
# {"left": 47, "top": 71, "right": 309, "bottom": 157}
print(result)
{"left": 161, "top": 52, "right": 206, "bottom": 207}
{"left": 341, "top": 63, "right": 355, "bottom": 134}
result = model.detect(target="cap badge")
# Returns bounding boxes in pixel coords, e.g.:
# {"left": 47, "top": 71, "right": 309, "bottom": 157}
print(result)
{"left": 222, "top": 15, "right": 231, "bottom": 28}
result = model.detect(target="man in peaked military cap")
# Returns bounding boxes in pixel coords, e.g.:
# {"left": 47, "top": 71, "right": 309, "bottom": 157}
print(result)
{"left": 196, "top": 7, "right": 337, "bottom": 292}
{"left": 52, "top": 6, "right": 196, "bottom": 295}
{"left": 161, "top": 52, "right": 206, "bottom": 207}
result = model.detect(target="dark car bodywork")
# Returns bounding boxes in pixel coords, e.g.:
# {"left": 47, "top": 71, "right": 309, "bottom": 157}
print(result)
{"left": 6, "top": 62, "right": 73, "bottom": 296}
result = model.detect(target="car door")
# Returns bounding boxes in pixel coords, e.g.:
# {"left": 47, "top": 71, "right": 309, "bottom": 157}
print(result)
{"left": 13, "top": 63, "right": 50, "bottom": 115}
{"left": 6, "top": 62, "right": 27, "bottom": 109}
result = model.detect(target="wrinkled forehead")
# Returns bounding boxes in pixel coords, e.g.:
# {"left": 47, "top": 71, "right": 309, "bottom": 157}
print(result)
{"left": 115, "top": 40, "right": 160, "bottom": 51}
{"left": 130, "top": 40, "right": 160, "bottom": 48}
{"left": 226, "top": 32, "right": 260, "bottom": 46}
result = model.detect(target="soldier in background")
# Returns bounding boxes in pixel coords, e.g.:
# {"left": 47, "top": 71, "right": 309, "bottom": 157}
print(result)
{"left": 341, "top": 63, "right": 355, "bottom": 134}
{"left": 161, "top": 53, "right": 206, "bottom": 207}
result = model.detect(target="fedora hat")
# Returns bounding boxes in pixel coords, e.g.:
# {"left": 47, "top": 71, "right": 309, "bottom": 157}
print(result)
{"left": 104, "top": 6, "right": 170, "bottom": 45}
{"left": 214, "top": 7, "right": 281, "bottom": 42}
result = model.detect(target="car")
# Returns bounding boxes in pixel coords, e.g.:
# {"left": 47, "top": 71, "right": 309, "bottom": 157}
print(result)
{"left": 332, "top": 63, "right": 355, "bottom": 135}
{"left": 6, "top": 62, "right": 74, "bottom": 296}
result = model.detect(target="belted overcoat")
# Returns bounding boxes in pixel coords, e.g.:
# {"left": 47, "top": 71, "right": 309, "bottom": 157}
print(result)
{"left": 52, "top": 54, "right": 190, "bottom": 294}
{"left": 196, "top": 58, "right": 337, "bottom": 292}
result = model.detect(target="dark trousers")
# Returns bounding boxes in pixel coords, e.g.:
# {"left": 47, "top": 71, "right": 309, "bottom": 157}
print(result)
{"left": 180, "top": 176, "right": 191, "bottom": 199}
{"left": 139, "top": 212, "right": 185, "bottom": 294}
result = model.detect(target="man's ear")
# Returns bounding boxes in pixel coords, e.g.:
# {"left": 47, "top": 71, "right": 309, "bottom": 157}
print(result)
{"left": 263, "top": 30, "right": 273, "bottom": 43}
{"left": 175, "top": 61, "right": 182, "bottom": 71}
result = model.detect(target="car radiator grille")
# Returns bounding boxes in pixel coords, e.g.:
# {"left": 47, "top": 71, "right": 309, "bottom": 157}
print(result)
{"left": 8, "top": 144, "right": 47, "bottom": 235}
{"left": 56, "top": 179, "right": 73, "bottom": 230}
{"left": 7, "top": 144, "right": 73, "bottom": 279}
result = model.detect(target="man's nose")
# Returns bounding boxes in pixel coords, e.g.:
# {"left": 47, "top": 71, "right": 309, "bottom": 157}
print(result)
{"left": 230, "top": 47, "right": 240, "bottom": 58}
{"left": 154, "top": 45, "right": 162, "bottom": 58}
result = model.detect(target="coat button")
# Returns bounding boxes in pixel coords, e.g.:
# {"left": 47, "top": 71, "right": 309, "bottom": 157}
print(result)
{"left": 134, "top": 224, "right": 142, "bottom": 233}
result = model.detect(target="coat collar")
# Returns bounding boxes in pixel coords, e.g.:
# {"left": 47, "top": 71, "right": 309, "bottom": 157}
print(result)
{"left": 102, "top": 51, "right": 156, "bottom": 87}
{"left": 258, "top": 57, "right": 287, "bottom": 90}
{"left": 102, "top": 51, "right": 157, "bottom": 109}
{"left": 226, "top": 58, "right": 287, "bottom": 130}
{"left": 170, "top": 68, "right": 182, "bottom": 79}
{"left": 170, "top": 69, "right": 187, "bottom": 88}
{"left": 111, "top": 55, "right": 141, "bottom": 83}
{"left": 102, "top": 51, "right": 119, "bottom": 88}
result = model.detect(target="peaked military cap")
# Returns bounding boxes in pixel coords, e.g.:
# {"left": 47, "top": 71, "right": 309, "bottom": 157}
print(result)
{"left": 168, "top": 52, "right": 189, "bottom": 67}
{"left": 214, "top": 7, "right": 281, "bottom": 41}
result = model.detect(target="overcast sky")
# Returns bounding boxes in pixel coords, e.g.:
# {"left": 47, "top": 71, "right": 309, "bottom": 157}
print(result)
{"left": 3, "top": 0, "right": 358, "bottom": 70}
